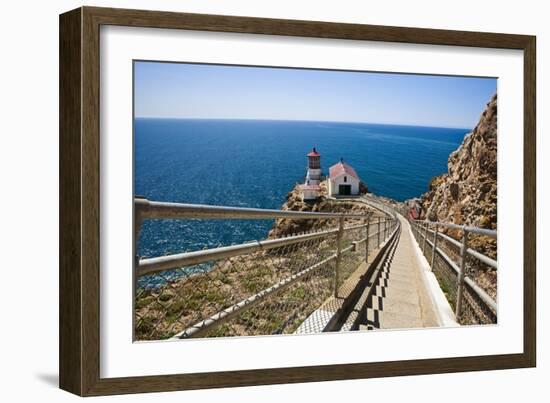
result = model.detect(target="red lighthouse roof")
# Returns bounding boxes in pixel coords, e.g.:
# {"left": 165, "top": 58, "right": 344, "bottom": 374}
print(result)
{"left": 307, "top": 147, "right": 320, "bottom": 157}
{"left": 329, "top": 160, "right": 360, "bottom": 180}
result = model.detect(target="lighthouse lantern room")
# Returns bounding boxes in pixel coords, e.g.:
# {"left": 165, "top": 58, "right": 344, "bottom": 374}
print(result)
{"left": 299, "top": 147, "right": 322, "bottom": 201}
{"left": 306, "top": 148, "right": 322, "bottom": 184}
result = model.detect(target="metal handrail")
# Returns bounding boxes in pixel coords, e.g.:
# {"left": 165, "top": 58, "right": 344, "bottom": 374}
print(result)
{"left": 414, "top": 219, "right": 497, "bottom": 238}
{"left": 176, "top": 220, "right": 401, "bottom": 338}
{"left": 138, "top": 221, "right": 391, "bottom": 276}
{"left": 135, "top": 197, "right": 393, "bottom": 276}
{"left": 410, "top": 219, "right": 497, "bottom": 322}
{"left": 420, "top": 225, "right": 497, "bottom": 270}
{"left": 415, "top": 226, "right": 497, "bottom": 311}
{"left": 135, "top": 197, "right": 369, "bottom": 220}
{"left": 133, "top": 197, "right": 400, "bottom": 338}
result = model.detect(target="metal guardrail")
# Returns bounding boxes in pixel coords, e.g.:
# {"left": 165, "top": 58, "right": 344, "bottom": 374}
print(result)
{"left": 345, "top": 196, "right": 497, "bottom": 325}
{"left": 139, "top": 228, "right": 340, "bottom": 276}
{"left": 410, "top": 218, "right": 497, "bottom": 324}
{"left": 134, "top": 197, "right": 397, "bottom": 340}
{"left": 135, "top": 197, "right": 369, "bottom": 220}
{"left": 419, "top": 225, "right": 497, "bottom": 270}
{"left": 135, "top": 195, "right": 497, "bottom": 334}
{"left": 415, "top": 219, "right": 497, "bottom": 238}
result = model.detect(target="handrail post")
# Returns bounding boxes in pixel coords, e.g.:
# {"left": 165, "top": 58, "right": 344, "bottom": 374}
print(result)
{"left": 430, "top": 224, "right": 438, "bottom": 270}
{"left": 134, "top": 199, "right": 146, "bottom": 280}
{"left": 455, "top": 227, "right": 469, "bottom": 321}
{"left": 377, "top": 217, "right": 381, "bottom": 247}
{"left": 133, "top": 199, "right": 145, "bottom": 334}
{"left": 423, "top": 222, "right": 428, "bottom": 253}
{"left": 384, "top": 218, "right": 388, "bottom": 240}
{"left": 365, "top": 217, "right": 370, "bottom": 263}
{"left": 334, "top": 215, "right": 345, "bottom": 298}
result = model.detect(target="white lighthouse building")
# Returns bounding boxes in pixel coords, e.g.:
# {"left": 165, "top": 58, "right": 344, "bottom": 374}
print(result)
{"left": 299, "top": 147, "right": 322, "bottom": 201}
{"left": 328, "top": 158, "right": 361, "bottom": 196}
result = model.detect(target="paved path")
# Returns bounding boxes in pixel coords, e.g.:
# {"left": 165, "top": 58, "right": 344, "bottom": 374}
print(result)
{"left": 361, "top": 214, "right": 439, "bottom": 330}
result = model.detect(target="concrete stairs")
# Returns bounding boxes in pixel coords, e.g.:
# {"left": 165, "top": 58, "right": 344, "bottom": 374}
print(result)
{"left": 360, "top": 215, "right": 438, "bottom": 330}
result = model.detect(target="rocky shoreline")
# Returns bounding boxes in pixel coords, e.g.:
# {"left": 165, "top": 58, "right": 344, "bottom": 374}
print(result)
{"left": 268, "top": 181, "right": 376, "bottom": 239}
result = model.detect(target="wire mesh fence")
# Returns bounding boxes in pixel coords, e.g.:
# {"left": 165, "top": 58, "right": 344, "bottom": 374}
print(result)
{"left": 336, "top": 223, "right": 369, "bottom": 292}
{"left": 413, "top": 225, "right": 459, "bottom": 310}
{"left": 134, "top": 200, "right": 394, "bottom": 341}
{"left": 409, "top": 220, "right": 497, "bottom": 325}
{"left": 135, "top": 230, "right": 337, "bottom": 340}
{"left": 461, "top": 281, "right": 497, "bottom": 324}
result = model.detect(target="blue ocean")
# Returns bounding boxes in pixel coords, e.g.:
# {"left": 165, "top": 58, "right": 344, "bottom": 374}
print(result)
{"left": 135, "top": 119, "right": 468, "bottom": 258}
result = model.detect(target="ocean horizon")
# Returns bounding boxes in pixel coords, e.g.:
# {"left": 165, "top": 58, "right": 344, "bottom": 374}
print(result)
{"left": 135, "top": 118, "right": 468, "bottom": 258}
{"left": 136, "top": 116, "right": 472, "bottom": 131}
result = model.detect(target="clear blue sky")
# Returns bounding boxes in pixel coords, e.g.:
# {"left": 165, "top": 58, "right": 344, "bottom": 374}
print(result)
{"left": 134, "top": 61, "right": 497, "bottom": 129}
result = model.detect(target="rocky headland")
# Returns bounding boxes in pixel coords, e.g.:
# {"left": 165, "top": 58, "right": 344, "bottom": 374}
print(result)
{"left": 268, "top": 180, "right": 376, "bottom": 239}
{"left": 418, "top": 94, "right": 497, "bottom": 256}
{"left": 413, "top": 94, "right": 498, "bottom": 297}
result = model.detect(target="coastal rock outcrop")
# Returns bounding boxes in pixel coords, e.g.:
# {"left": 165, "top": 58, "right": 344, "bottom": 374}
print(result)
{"left": 268, "top": 181, "right": 373, "bottom": 239}
{"left": 420, "top": 94, "right": 497, "bottom": 257}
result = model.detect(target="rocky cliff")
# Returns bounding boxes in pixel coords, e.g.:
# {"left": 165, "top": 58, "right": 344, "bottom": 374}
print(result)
{"left": 420, "top": 94, "right": 497, "bottom": 257}
{"left": 268, "top": 181, "right": 374, "bottom": 238}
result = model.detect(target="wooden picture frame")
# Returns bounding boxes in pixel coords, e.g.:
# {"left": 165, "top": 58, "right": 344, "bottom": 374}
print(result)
{"left": 59, "top": 6, "right": 536, "bottom": 396}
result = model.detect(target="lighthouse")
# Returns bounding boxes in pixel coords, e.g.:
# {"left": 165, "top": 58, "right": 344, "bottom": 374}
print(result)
{"left": 305, "top": 147, "right": 322, "bottom": 185}
{"left": 299, "top": 147, "right": 322, "bottom": 201}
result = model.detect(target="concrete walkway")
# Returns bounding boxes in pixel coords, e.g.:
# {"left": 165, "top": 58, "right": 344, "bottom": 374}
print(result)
{"left": 361, "top": 215, "right": 439, "bottom": 330}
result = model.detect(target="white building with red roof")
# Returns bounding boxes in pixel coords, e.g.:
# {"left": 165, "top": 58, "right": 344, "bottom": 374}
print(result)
{"left": 328, "top": 158, "right": 361, "bottom": 196}
{"left": 298, "top": 147, "right": 322, "bottom": 200}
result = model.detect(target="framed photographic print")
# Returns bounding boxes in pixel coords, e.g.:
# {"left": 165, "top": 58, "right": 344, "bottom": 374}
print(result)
{"left": 59, "top": 6, "right": 536, "bottom": 396}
